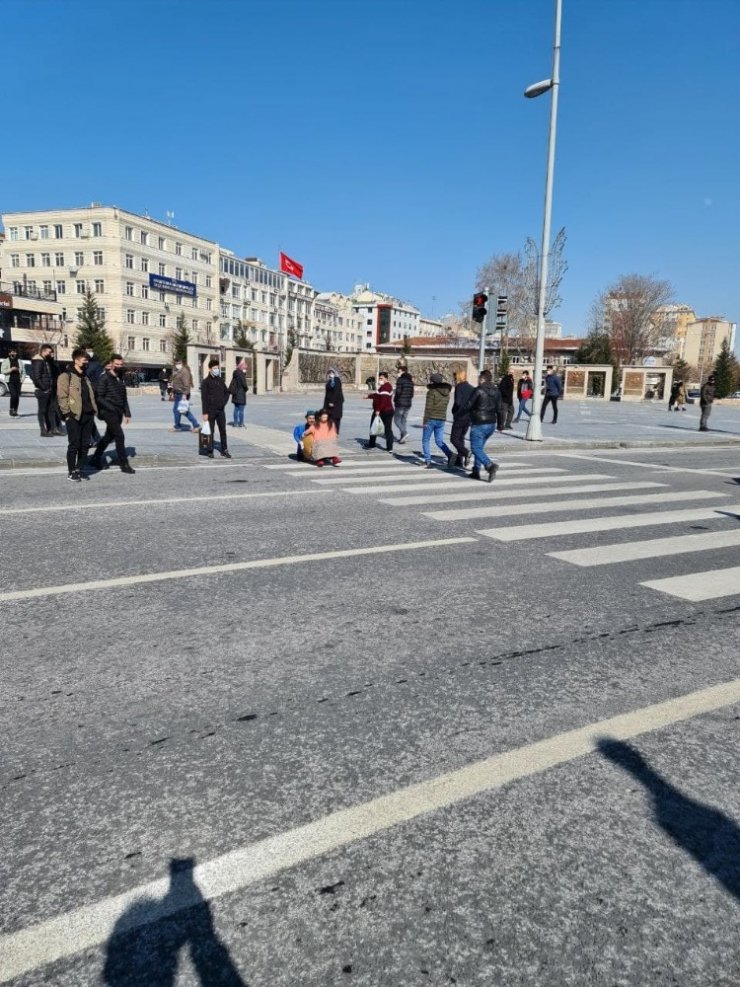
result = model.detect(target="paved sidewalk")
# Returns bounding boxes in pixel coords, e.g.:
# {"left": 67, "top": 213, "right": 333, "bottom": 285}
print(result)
{"left": 1, "top": 391, "right": 739, "bottom": 469}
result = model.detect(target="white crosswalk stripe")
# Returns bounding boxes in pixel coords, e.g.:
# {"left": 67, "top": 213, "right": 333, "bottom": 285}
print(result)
{"left": 423, "top": 489, "right": 726, "bottom": 522}
{"left": 641, "top": 566, "right": 740, "bottom": 602}
{"left": 378, "top": 476, "right": 652, "bottom": 506}
{"left": 548, "top": 529, "right": 740, "bottom": 567}
{"left": 266, "top": 459, "right": 535, "bottom": 472}
{"left": 309, "top": 466, "right": 567, "bottom": 487}
{"left": 478, "top": 504, "right": 740, "bottom": 542}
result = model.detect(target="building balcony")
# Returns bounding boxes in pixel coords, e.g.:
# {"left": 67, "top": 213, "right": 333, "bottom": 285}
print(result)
{"left": 1, "top": 280, "right": 58, "bottom": 303}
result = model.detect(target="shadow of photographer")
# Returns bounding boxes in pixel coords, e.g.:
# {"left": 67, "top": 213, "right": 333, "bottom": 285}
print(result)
{"left": 103, "top": 857, "right": 246, "bottom": 986}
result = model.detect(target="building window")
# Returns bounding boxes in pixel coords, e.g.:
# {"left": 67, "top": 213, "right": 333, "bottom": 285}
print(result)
{"left": 175, "top": 242, "right": 182, "bottom": 256}
{"left": 76, "top": 280, "right": 86, "bottom": 294}
{"left": 158, "top": 236, "right": 165, "bottom": 250}
{"left": 56, "top": 280, "right": 66, "bottom": 294}
{"left": 126, "top": 282, "right": 134, "bottom": 296}
{"left": 192, "top": 319, "right": 199, "bottom": 332}
{"left": 40, "top": 225, "right": 49, "bottom": 240}
{"left": 205, "top": 275, "right": 212, "bottom": 288}
{"left": 159, "top": 262, "right": 166, "bottom": 275}
{"left": 191, "top": 247, "right": 198, "bottom": 260}
{"left": 175, "top": 268, "right": 182, "bottom": 280}
{"left": 55, "top": 252, "right": 64, "bottom": 266}
{"left": 41, "top": 253, "right": 51, "bottom": 267}
{"left": 160, "top": 339, "right": 168, "bottom": 353}
{"left": 25, "top": 253, "right": 35, "bottom": 267}
{"left": 96, "top": 308, "right": 105, "bottom": 320}
{"left": 206, "top": 298, "right": 212, "bottom": 310}
{"left": 75, "top": 251, "right": 84, "bottom": 266}
{"left": 24, "top": 225, "right": 34, "bottom": 239}
{"left": 92, "top": 222, "right": 102, "bottom": 237}
{"left": 73, "top": 223, "right": 83, "bottom": 237}
{"left": 141, "top": 257, "right": 148, "bottom": 273}
{"left": 176, "top": 295, "right": 182, "bottom": 305}
{"left": 141, "top": 309, "right": 149, "bottom": 326}
{"left": 9, "top": 227, "right": 18, "bottom": 240}
{"left": 141, "top": 284, "right": 149, "bottom": 299}
{"left": 159, "top": 314, "right": 167, "bottom": 328}
{"left": 43, "top": 280, "right": 53, "bottom": 293}
{"left": 142, "top": 329, "right": 150, "bottom": 344}
{"left": 125, "top": 227, "right": 133, "bottom": 241}
{"left": 125, "top": 254, "right": 133, "bottom": 269}
{"left": 127, "top": 336, "right": 136, "bottom": 350}
{"left": 94, "top": 279, "right": 104, "bottom": 293}
{"left": 54, "top": 224, "right": 63, "bottom": 239}
{"left": 140, "top": 231, "right": 148, "bottom": 245}
{"left": 127, "top": 309, "right": 135, "bottom": 324}
{"left": 93, "top": 251, "right": 103, "bottom": 265}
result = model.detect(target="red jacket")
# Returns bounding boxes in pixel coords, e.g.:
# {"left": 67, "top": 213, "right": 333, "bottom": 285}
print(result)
{"left": 372, "top": 381, "right": 394, "bottom": 414}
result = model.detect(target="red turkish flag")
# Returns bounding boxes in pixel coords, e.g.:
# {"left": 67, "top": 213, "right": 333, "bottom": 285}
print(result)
{"left": 279, "top": 252, "right": 304, "bottom": 280}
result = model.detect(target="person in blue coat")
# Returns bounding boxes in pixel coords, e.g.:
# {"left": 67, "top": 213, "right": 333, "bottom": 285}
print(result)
{"left": 540, "top": 365, "right": 563, "bottom": 424}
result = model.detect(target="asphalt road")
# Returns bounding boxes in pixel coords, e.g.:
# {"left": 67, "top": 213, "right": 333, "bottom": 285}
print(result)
{"left": 0, "top": 436, "right": 739, "bottom": 986}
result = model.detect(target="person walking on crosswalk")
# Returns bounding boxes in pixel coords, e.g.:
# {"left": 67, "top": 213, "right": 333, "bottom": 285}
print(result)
{"left": 420, "top": 373, "right": 454, "bottom": 469}
{"left": 393, "top": 364, "right": 414, "bottom": 444}
{"left": 461, "top": 369, "right": 502, "bottom": 482}
{"left": 450, "top": 369, "right": 474, "bottom": 468}
{"left": 514, "top": 370, "right": 533, "bottom": 423}
{"left": 365, "top": 371, "right": 395, "bottom": 452}
{"left": 699, "top": 374, "right": 715, "bottom": 431}
{"left": 541, "top": 366, "right": 563, "bottom": 424}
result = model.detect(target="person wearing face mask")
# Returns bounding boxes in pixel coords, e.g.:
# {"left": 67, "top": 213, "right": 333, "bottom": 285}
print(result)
{"left": 200, "top": 358, "right": 231, "bottom": 459}
{"left": 170, "top": 358, "right": 201, "bottom": 432}
{"left": 57, "top": 347, "right": 98, "bottom": 482}
{"left": 1, "top": 346, "right": 24, "bottom": 417}
{"left": 90, "top": 354, "right": 135, "bottom": 474}
{"left": 323, "top": 368, "right": 344, "bottom": 433}
{"left": 30, "top": 343, "right": 65, "bottom": 437}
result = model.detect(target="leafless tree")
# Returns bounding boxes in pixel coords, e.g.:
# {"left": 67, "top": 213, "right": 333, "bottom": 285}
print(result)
{"left": 595, "top": 273, "right": 673, "bottom": 365}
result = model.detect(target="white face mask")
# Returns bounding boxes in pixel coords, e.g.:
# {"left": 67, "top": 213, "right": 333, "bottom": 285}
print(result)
{"left": 212, "top": 368, "right": 221, "bottom": 377}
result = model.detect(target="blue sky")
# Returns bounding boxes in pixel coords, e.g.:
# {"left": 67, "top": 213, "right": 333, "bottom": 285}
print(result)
{"left": 2, "top": 0, "right": 739, "bottom": 337}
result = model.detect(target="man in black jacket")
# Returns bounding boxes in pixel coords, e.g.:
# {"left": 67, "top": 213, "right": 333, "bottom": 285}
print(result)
{"left": 462, "top": 370, "right": 502, "bottom": 482}
{"left": 497, "top": 372, "right": 515, "bottom": 430}
{"left": 30, "top": 344, "right": 64, "bottom": 436}
{"left": 450, "top": 369, "right": 474, "bottom": 468}
{"left": 393, "top": 365, "right": 414, "bottom": 444}
{"left": 201, "top": 358, "right": 231, "bottom": 459}
{"left": 91, "top": 354, "right": 135, "bottom": 474}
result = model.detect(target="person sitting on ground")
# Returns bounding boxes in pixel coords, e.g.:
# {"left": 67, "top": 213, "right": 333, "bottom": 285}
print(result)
{"left": 311, "top": 408, "right": 341, "bottom": 467}
{"left": 293, "top": 411, "right": 316, "bottom": 462}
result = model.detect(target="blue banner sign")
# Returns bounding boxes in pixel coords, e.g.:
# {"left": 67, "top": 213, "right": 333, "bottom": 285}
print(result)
{"left": 149, "top": 273, "right": 197, "bottom": 298}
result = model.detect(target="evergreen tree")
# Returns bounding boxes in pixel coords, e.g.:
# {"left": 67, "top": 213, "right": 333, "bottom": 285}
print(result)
{"left": 498, "top": 350, "right": 511, "bottom": 376}
{"left": 712, "top": 338, "right": 736, "bottom": 398}
{"left": 171, "top": 314, "right": 191, "bottom": 363}
{"left": 671, "top": 356, "right": 691, "bottom": 382}
{"left": 234, "top": 321, "right": 254, "bottom": 350}
{"left": 574, "top": 328, "right": 615, "bottom": 367}
{"left": 75, "top": 288, "right": 114, "bottom": 364}
{"left": 401, "top": 335, "right": 412, "bottom": 357}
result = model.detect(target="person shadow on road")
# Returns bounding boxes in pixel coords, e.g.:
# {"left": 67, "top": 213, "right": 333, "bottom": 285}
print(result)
{"left": 598, "top": 738, "right": 740, "bottom": 901}
{"left": 103, "top": 857, "right": 246, "bottom": 986}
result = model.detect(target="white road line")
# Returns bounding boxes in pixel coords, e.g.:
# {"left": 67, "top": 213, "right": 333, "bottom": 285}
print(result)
{"left": 0, "top": 463, "right": 254, "bottom": 478}
{"left": 478, "top": 503, "right": 740, "bottom": 542}
{"left": 309, "top": 466, "right": 566, "bottom": 485}
{"left": 2, "top": 677, "right": 738, "bottom": 983}
{"left": 343, "top": 469, "right": 568, "bottom": 495}
{"left": 423, "top": 489, "right": 725, "bottom": 522}
{"left": 264, "top": 460, "right": 534, "bottom": 472}
{"left": 0, "top": 490, "right": 327, "bottom": 517}
{"left": 379, "top": 479, "right": 665, "bottom": 507}
{"left": 0, "top": 538, "right": 476, "bottom": 604}
{"left": 555, "top": 452, "right": 740, "bottom": 478}
{"left": 641, "top": 566, "right": 740, "bottom": 601}
{"left": 549, "top": 529, "right": 740, "bottom": 567}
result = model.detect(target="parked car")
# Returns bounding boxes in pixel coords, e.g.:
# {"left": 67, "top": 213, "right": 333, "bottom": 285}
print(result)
{"left": 729, "top": 391, "right": 740, "bottom": 399}
{"left": 0, "top": 359, "right": 35, "bottom": 398}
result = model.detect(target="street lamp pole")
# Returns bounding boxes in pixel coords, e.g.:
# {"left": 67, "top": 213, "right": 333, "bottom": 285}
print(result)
{"left": 525, "top": 0, "right": 562, "bottom": 442}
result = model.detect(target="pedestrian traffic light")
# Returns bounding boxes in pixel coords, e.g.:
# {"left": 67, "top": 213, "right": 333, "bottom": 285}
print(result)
{"left": 472, "top": 292, "right": 488, "bottom": 324}
{"left": 495, "top": 294, "right": 508, "bottom": 330}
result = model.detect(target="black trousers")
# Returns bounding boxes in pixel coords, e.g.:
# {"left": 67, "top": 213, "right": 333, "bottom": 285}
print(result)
{"left": 8, "top": 376, "right": 21, "bottom": 414}
{"left": 66, "top": 414, "right": 96, "bottom": 473}
{"left": 36, "top": 389, "right": 55, "bottom": 432}
{"left": 368, "top": 411, "right": 394, "bottom": 451}
{"left": 497, "top": 403, "right": 514, "bottom": 430}
{"left": 96, "top": 415, "right": 127, "bottom": 463}
{"left": 450, "top": 416, "right": 470, "bottom": 461}
{"left": 205, "top": 409, "right": 227, "bottom": 451}
{"left": 541, "top": 395, "right": 559, "bottom": 423}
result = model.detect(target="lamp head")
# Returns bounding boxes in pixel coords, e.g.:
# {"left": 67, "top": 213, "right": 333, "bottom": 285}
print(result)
{"left": 524, "top": 78, "right": 553, "bottom": 98}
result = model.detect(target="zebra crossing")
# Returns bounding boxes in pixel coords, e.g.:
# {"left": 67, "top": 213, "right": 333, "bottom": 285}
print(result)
{"left": 266, "top": 454, "right": 740, "bottom": 602}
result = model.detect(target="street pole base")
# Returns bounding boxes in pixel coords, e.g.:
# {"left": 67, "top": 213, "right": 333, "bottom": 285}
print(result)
{"left": 524, "top": 417, "right": 543, "bottom": 442}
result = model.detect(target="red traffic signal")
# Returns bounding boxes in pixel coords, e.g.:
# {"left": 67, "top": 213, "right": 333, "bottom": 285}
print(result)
{"left": 472, "top": 292, "right": 488, "bottom": 324}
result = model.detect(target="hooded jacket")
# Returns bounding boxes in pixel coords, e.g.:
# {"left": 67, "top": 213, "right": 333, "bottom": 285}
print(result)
{"left": 423, "top": 380, "right": 452, "bottom": 422}
{"left": 462, "top": 382, "right": 502, "bottom": 425}
{"left": 229, "top": 367, "right": 249, "bottom": 405}
{"left": 394, "top": 371, "right": 415, "bottom": 409}
{"left": 30, "top": 354, "right": 57, "bottom": 392}
{"left": 324, "top": 376, "right": 344, "bottom": 417}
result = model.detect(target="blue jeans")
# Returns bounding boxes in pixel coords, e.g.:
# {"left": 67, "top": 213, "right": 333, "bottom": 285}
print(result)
{"left": 470, "top": 422, "right": 496, "bottom": 470}
{"left": 515, "top": 397, "right": 531, "bottom": 419}
{"left": 232, "top": 403, "right": 245, "bottom": 427}
{"left": 173, "top": 392, "right": 200, "bottom": 430}
{"left": 422, "top": 420, "right": 451, "bottom": 463}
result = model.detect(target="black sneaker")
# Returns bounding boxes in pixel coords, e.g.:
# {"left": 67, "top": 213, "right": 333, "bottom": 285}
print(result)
{"left": 486, "top": 463, "right": 499, "bottom": 483}
{"left": 220, "top": 450, "right": 232, "bottom": 459}
{"left": 120, "top": 463, "right": 136, "bottom": 474}
{"left": 68, "top": 470, "right": 81, "bottom": 483}
{"left": 469, "top": 469, "right": 481, "bottom": 481}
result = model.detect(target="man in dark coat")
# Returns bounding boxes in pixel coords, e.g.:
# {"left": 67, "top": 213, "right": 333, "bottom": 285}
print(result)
{"left": 158, "top": 367, "right": 170, "bottom": 401}
{"left": 541, "top": 365, "right": 563, "bottom": 424}
{"left": 200, "top": 358, "right": 231, "bottom": 458}
{"left": 30, "top": 344, "right": 64, "bottom": 436}
{"left": 497, "top": 372, "right": 515, "bottom": 430}
{"left": 393, "top": 365, "right": 414, "bottom": 444}
{"left": 461, "top": 369, "right": 502, "bottom": 482}
{"left": 229, "top": 359, "right": 249, "bottom": 427}
{"left": 699, "top": 374, "right": 715, "bottom": 432}
{"left": 450, "top": 369, "right": 474, "bottom": 468}
{"left": 91, "top": 354, "right": 135, "bottom": 474}
{"left": 323, "top": 369, "right": 344, "bottom": 433}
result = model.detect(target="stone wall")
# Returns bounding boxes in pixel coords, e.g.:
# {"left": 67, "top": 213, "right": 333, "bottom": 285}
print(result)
{"left": 281, "top": 349, "right": 477, "bottom": 391}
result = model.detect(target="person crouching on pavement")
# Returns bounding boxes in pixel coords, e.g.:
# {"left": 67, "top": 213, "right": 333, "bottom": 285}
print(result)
{"left": 461, "top": 369, "right": 502, "bottom": 482}
{"left": 311, "top": 409, "right": 341, "bottom": 467}
{"left": 200, "top": 358, "right": 231, "bottom": 459}
{"left": 91, "top": 354, "right": 135, "bottom": 474}
{"left": 293, "top": 410, "right": 316, "bottom": 462}
{"left": 57, "top": 347, "right": 98, "bottom": 483}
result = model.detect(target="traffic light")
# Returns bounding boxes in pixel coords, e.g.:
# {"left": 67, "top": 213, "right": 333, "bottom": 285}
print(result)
{"left": 472, "top": 292, "right": 488, "bottom": 324}
{"left": 495, "top": 294, "right": 508, "bottom": 330}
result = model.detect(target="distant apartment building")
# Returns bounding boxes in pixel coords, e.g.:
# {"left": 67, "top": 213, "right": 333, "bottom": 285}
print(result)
{"left": 654, "top": 304, "right": 697, "bottom": 353}
{"left": 681, "top": 316, "right": 736, "bottom": 374}
{"left": 312, "top": 292, "right": 364, "bottom": 352}
{"left": 351, "top": 286, "right": 421, "bottom": 351}
{"left": 1, "top": 205, "right": 219, "bottom": 366}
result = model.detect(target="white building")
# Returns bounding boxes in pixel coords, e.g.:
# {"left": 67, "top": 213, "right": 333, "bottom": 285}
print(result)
{"left": 313, "top": 292, "right": 364, "bottom": 352}
{"left": 350, "top": 285, "right": 421, "bottom": 351}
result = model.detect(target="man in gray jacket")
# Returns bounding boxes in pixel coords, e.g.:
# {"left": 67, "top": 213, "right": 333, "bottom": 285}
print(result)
{"left": 699, "top": 374, "right": 715, "bottom": 432}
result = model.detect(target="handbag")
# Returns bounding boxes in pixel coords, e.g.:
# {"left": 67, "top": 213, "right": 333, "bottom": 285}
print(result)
{"left": 177, "top": 398, "right": 190, "bottom": 413}
{"left": 370, "top": 414, "right": 385, "bottom": 437}
{"left": 201, "top": 420, "right": 212, "bottom": 436}
{"left": 522, "top": 389, "right": 533, "bottom": 399}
